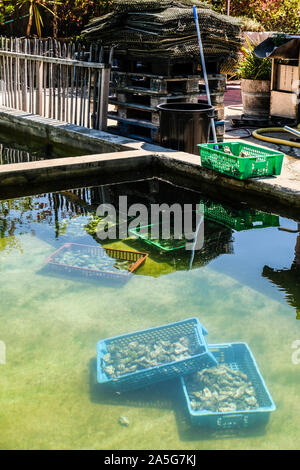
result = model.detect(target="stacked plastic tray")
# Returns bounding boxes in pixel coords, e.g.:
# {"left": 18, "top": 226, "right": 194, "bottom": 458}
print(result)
{"left": 96, "top": 318, "right": 276, "bottom": 430}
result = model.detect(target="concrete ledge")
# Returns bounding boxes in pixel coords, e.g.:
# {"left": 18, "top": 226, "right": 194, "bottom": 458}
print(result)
{"left": 0, "top": 149, "right": 153, "bottom": 186}
{"left": 0, "top": 107, "right": 299, "bottom": 219}
{"left": 0, "top": 107, "right": 136, "bottom": 154}
{"left": 155, "top": 150, "right": 300, "bottom": 215}
{"left": 0, "top": 107, "right": 186, "bottom": 154}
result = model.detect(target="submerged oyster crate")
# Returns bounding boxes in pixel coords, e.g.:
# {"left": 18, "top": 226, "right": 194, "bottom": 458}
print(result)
{"left": 97, "top": 318, "right": 217, "bottom": 392}
{"left": 198, "top": 142, "right": 284, "bottom": 180}
{"left": 45, "top": 243, "right": 148, "bottom": 282}
{"left": 181, "top": 342, "right": 276, "bottom": 429}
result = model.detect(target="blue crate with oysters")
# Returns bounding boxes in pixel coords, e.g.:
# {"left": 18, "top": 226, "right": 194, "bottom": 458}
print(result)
{"left": 180, "top": 342, "right": 276, "bottom": 429}
{"left": 97, "top": 317, "right": 217, "bottom": 393}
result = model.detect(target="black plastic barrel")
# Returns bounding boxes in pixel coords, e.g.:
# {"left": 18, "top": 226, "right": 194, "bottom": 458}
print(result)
{"left": 157, "top": 102, "right": 215, "bottom": 155}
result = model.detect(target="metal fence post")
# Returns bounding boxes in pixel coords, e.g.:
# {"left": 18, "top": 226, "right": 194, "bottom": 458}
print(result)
{"left": 21, "top": 40, "right": 28, "bottom": 112}
{"left": 98, "top": 65, "right": 110, "bottom": 131}
{"left": 36, "top": 60, "right": 43, "bottom": 115}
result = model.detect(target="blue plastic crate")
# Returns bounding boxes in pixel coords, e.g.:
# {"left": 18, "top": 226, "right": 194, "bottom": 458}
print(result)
{"left": 181, "top": 342, "right": 276, "bottom": 429}
{"left": 97, "top": 318, "right": 217, "bottom": 392}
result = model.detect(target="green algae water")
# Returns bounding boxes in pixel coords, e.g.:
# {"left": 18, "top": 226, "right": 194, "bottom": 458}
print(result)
{"left": 0, "top": 179, "right": 300, "bottom": 450}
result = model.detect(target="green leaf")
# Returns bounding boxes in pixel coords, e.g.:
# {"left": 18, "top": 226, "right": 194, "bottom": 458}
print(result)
{"left": 33, "top": 3, "right": 42, "bottom": 37}
{"left": 245, "top": 34, "right": 254, "bottom": 52}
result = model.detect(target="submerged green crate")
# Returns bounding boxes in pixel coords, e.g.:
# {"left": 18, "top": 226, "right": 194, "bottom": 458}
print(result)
{"left": 129, "top": 223, "right": 187, "bottom": 252}
{"left": 198, "top": 141, "right": 284, "bottom": 180}
{"left": 181, "top": 342, "right": 276, "bottom": 429}
{"left": 200, "top": 200, "right": 280, "bottom": 231}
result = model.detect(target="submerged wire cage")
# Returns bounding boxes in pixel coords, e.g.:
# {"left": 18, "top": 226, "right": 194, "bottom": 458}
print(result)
{"left": 97, "top": 317, "right": 217, "bottom": 392}
{"left": 198, "top": 142, "right": 284, "bottom": 180}
{"left": 181, "top": 342, "right": 276, "bottom": 429}
{"left": 45, "top": 242, "right": 148, "bottom": 282}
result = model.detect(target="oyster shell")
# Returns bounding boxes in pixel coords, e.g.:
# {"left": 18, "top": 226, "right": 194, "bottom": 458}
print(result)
{"left": 101, "top": 334, "right": 196, "bottom": 378}
{"left": 118, "top": 416, "right": 130, "bottom": 426}
{"left": 186, "top": 365, "right": 259, "bottom": 412}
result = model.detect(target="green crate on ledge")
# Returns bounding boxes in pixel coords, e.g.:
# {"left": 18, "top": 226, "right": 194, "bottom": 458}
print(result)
{"left": 198, "top": 141, "right": 284, "bottom": 180}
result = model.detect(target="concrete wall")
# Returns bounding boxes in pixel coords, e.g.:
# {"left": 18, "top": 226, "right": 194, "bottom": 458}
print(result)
{"left": 0, "top": 108, "right": 132, "bottom": 155}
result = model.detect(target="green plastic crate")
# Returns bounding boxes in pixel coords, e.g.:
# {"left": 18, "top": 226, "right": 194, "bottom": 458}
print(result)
{"left": 130, "top": 223, "right": 187, "bottom": 252}
{"left": 200, "top": 200, "right": 280, "bottom": 231}
{"left": 198, "top": 141, "right": 284, "bottom": 180}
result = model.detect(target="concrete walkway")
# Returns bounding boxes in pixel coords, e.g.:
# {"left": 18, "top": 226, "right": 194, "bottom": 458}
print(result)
{"left": 222, "top": 81, "right": 300, "bottom": 195}
{"left": 223, "top": 81, "right": 300, "bottom": 161}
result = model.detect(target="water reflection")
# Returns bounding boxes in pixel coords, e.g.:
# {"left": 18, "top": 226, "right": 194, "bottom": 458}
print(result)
{"left": 0, "top": 178, "right": 299, "bottom": 316}
{"left": 0, "top": 190, "right": 91, "bottom": 251}
{"left": 199, "top": 197, "right": 279, "bottom": 232}
{"left": 263, "top": 224, "right": 300, "bottom": 319}
{"left": 0, "top": 129, "right": 86, "bottom": 164}
{"left": 0, "top": 141, "right": 63, "bottom": 164}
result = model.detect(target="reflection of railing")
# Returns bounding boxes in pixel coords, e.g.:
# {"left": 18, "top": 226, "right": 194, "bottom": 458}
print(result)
{"left": 0, "top": 37, "right": 110, "bottom": 130}
{"left": 47, "top": 189, "right": 93, "bottom": 217}
{"left": 0, "top": 143, "right": 33, "bottom": 164}
{"left": 0, "top": 188, "right": 107, "bottom": 255}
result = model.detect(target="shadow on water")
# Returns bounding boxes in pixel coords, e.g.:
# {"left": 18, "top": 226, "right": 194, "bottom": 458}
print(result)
{"left": 38, "top": 266, "right": 131, "bottom": 289}
{"left": 89, "top": 358, "right": 176, "bottom": 411}
{"left": 171, "top": 386, "right": 269, "bottom": 442}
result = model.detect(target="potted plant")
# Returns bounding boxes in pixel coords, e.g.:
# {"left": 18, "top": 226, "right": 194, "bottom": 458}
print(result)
{"left": 237, "top": 37, "right": 272, "bottom": 117}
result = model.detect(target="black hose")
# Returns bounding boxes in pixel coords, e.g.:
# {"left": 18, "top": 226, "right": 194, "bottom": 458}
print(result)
{"left": 224, "top": 127, "right": 254, "bottom": 139}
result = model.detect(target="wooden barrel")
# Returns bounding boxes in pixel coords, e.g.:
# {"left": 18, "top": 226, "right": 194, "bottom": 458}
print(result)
{"left": 199, "top": 73, "right": 226, "bottom": 121}
{"left": 241, "top": 79, "right": 270, "bottom": 117}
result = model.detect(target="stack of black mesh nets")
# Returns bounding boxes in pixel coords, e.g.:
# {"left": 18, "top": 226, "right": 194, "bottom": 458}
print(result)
{"left": 83, "top": 0, "right": 242, "bottom": 61}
